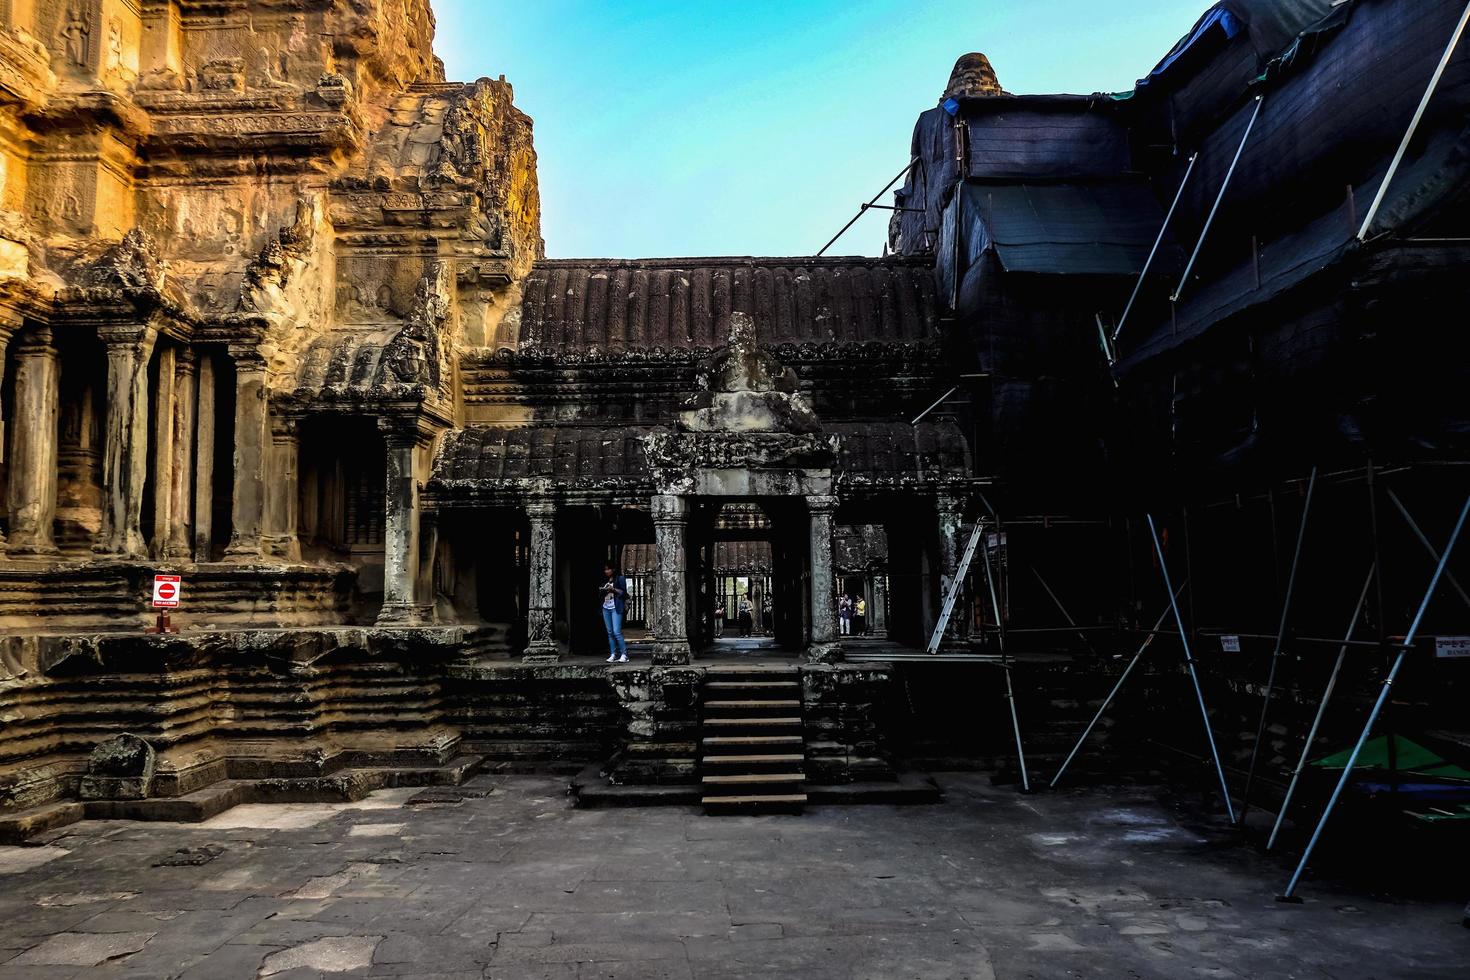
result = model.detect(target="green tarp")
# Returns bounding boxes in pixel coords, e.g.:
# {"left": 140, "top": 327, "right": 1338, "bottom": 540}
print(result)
{"left": 1312, "top": 735, "right": 1470, "bottom": 782}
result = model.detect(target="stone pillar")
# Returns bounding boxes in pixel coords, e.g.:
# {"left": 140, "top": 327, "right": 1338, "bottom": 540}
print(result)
{"left": 224, "top": 346, "right": 267, "bottom": 561}
{"left": 808, "top": 493, "right": 840, "bottom": 662}
{"left": 377, "top": 419, "right": 432, "bottom": 625}
{"left": 936, "top": 493, "right": 969, "bottom": 644}
{"left": 263, "top": 415, "right": 301, "bottom": 561}
{"left": 5, "top": 327, "right": 61, "bottom": 556}
{"left": 871, "top": 573, "right": 889, "bottom": 637}
{"left": 148, "top": 345, "right": 176, "bottom": 556}
{"left": 96, "top": 325, "right": 157, "bottom": 556}
{"left": 0, "top": 324, "right": 10, "bottom": 551}
{"left": 164, "top": 350, "right": 196, "bottom": 558}
{"left": 523, "top": 498, "right": 559, "bottom": 662}
{"left": 192, "top": 353, "right": 215, "bottom": 560}
{"left": 651, "top": 493, "right": 691, "bottom": 665}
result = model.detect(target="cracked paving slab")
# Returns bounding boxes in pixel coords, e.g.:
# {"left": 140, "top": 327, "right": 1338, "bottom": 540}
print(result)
{"left": 0, "top": 775, "right": 1465, "bottom": 979}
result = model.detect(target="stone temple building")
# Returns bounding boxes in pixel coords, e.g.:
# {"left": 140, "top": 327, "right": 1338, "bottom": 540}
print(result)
{"left": 2, "top": 0, "right": 1468, "bottom": 830}
{"left": 0, "top": 0, "right": 976, "bottom": 825}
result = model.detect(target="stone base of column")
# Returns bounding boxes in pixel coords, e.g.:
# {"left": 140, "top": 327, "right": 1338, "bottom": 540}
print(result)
{"left": 652, "top": 641, "right": 691, "bottom": 666}
{"left": 4, "top": 540, "right": 59, "bottom": 559}
{"left": 223, "top": 538, "right": 263, "bottom": 563}
{"left": 521, "top": 642, "right": 561, "bottom": 665}
{"left": 376, "top": 601, "right": 434, "bottom": 626}
{"left": 261, "top": 534, "right": 301, "bottom": 563}
{"left": 806, "top": 641, "right": 843, "bottom": 664}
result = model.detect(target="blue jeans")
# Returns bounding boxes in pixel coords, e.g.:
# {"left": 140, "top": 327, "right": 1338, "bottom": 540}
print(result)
{"left": 602, "top": 606, "right": 628, "bottom": 658}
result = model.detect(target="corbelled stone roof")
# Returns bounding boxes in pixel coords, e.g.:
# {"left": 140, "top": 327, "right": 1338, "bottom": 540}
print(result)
{"left": 510, "top": 256, "right": 941, "bottom": 351}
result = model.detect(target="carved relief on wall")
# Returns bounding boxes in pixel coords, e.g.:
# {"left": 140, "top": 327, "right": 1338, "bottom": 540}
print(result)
{"left": 56, "top": 1, "right": 90, "bottom": 71}
{"left": 336, "top": 256, "right": 421, "bottom": 324}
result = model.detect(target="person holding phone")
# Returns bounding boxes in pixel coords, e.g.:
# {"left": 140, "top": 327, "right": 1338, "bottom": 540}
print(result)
{"left": 601, "top": 563, "right": 629, "bottom": 663}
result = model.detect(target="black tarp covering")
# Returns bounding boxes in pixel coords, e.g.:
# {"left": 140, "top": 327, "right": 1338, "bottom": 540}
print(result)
{"left": 951, "top": 181, "right": 1173, "bottom": 276}
{"left": 1122, "top": 0, "right": 1470, "bottom": 365}
{"left": 893, "top": 0, "right": 1470, "bottom": 493}
{"left": 890, "top": 99, "right": 1131, "bottom": 257}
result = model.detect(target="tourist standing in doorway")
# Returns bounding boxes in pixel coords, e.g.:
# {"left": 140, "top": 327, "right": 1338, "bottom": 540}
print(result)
{"left": 601, "top": 563, "right": 628, "bottom": 663}
{"left": 738, "top": 597, "right": 754, "bottom": 637}
{"left": 839, "top": 595, "right": 852, "bottom": 635}
{"left": 713, "top": 599, "right": 725, "bottom": 637}
{"left": 855, "top": 596, "right": 867, "bottom": 635}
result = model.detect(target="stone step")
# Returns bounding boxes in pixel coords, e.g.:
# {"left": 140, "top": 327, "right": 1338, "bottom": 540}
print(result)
{"left": 704, "top": 680, "right": 800, "bottom": 691}
{"left": 701, "top": 793, "right": 807, "bottom": 811}
{"left": 702, "top": 734, "right": 803, "bottom": 750}
{"left": 702, "top": 716, "right": 801, "bottom": 729}
{"left": 0, "top": 801, "right": 86, "bottom": 844}
{"left": 702, "top": 772, "right": 804, "bottom": 786}
{"left": 701, "top": 754, "right": 805, "bottom": 766}
{"left": 702, "top": 665, "right": 800, "bottom": 679}
{"left": 703, "top": 700, "right": 802, "bottom": 711}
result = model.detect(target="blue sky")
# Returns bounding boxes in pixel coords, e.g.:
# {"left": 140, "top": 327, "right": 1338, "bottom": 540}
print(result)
{"left": 434, "top": 0, "right": 1208, "bottom": 259}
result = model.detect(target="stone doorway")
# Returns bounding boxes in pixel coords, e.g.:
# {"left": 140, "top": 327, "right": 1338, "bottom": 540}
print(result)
{"left": 691, "top": 498, "right": 808, "bottom": 656}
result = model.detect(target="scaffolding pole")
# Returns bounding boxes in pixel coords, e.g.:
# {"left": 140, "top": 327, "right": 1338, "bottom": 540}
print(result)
{"left": 1281, "top": 494, "right": 1470, "bottom": 900}
{"left": 1030, "top": 566, "right": 1098, "bottom": 656}
{"left": 980, "top": 522, "right": 1030, "bottom": 792}
{"left": 818, "top": 159, "right": 919, "bottom": 256}
{"left": 1241, "top": 467, "right": 1318, "bottom": 825}
{"left": 1049, "top": 580, "right": 1187, "bottom": 789}
{"left": 1267, "top": 563, "right": 1375, "bottom": 851}
{"left": 1357, "top": 0, "right": 1470, "bottom": 240}
{"left": 1148, "top": 514, "right": 1237, "bottom": 823}
{"left": 1387, "top": 488, "right": 1470, "bottom": 613}
{"left": 1172, "top": 95, "right": 1265, "bottom": 304}
{"left": 1112, "top": 151, "right": 1198, "bottom": 348}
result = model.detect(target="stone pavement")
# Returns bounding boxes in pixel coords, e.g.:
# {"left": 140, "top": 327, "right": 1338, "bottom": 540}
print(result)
{"left": 0, "top": 774, "right": 1465, "bottom": 979}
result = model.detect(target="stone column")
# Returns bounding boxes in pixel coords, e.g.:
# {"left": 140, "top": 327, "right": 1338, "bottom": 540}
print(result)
{"left": 5, "top": 327, "right": 61, "bottom": 556}
{"left": 224, "top": 346, "right": 267, "bottom": 561}
{"left": 148, "top": 345, "right": 176, "bottom": 556}
{"left": 651, "top": 493, "right": 691, "bottom": 665}
{"left": 263, "top": 415, "right": 301, "bottom": 562}
{"left": 192, "top": 353, "right": 215, "bottom": 560}
{"left": 935, "top": 493, "right": 968, "bottom": 643}
{"left": 96, "top": 325, "right": 157, "bottom": 556}
{"left": 0, "top": 324, "right": 12, "bottom": 552}
{"left": 164, "top": 350, "right": 196, "bottom": 559}
{"left": 377, "top": 418, "right": 432, "bottom": 625}
{"left": 523, "top": 498, "right": 559, "bottom": 662}
{"left": 808, "top": 493, "right": 840, "bottom": 662}
{"left": 871, "top": 573, "right": 889, "bottom": 637}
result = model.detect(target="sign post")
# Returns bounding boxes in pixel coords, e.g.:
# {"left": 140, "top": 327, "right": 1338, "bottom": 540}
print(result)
{"left": 149, "top": 574, "right": 182, "bottom": 634}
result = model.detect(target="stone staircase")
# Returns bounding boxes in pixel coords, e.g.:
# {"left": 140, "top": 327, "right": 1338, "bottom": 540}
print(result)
{"left": 699, "top": 664, "right": 807, "bottom": 813}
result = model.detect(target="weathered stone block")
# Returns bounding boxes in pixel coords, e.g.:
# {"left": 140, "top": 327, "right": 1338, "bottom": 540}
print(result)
{"left": 78, "top": 733, "right": 156, "bottom": 801}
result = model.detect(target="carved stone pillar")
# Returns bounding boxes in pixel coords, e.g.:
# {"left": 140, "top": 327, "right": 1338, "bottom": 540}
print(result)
{"left": 808, "top": 493, "right": 840, "bottom": 662}
{"left": 871, "top": 573, "right": 889, "bottom": 637}
{"left": 377, "top": 418, "right": 431, "bottom": 625}
{"left": 192, "top": 353, "right": 215, "bottom": 560}
{"left": 0, "top": 323, "right": 12, "bottom": 552}
{"left": 224, "top": 346, "right": 267, "bottom": 561}
{"left": 164, "top": 350, "right": 196, "bottom": 559}
{"left": 651, "top": 493, "right": 691, "bottom": 665}
{"left": 5, "top": 327, "right": 60, "bottom": 556}
{"left": 263, "top": 415, "right": 301, "bottom": 562}
{"left": 148, "top": 344, "right": 176, "bottom": 557}
{"left": 936, "top": 493, "right": 968, "bottom": 643}
{"left": 96, "top": 325, "right": 157, "bottom": 557}
{"left": 523, "top": 498, "right": 559, "bottom": 662}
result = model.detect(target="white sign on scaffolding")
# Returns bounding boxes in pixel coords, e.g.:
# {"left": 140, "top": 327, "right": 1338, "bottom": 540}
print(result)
{"left": 1434, "top": 636, "right": 1470, "bottom": 659}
